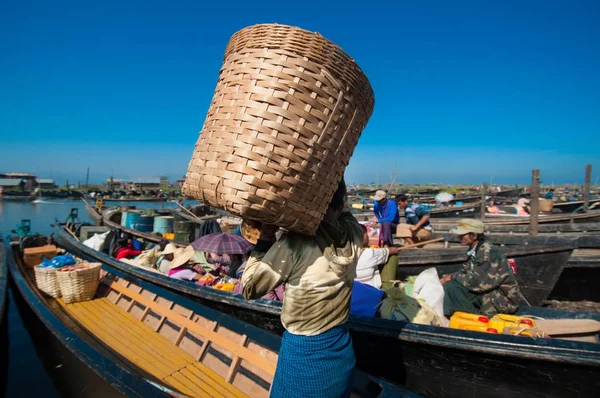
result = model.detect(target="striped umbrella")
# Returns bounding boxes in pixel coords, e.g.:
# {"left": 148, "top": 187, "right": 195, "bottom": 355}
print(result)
{"left": 191, "top": 233, "right": 255, "bottom": 255}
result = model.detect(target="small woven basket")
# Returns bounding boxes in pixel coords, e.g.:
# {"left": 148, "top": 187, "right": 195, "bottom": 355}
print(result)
{"left": 183, "top": 24, "right": 374, "bottom": 235}
{"left": 34, "top": 266, "right": 62, "bottom": 298}
{"left": 56, "top": 262, "right": 102, "bottom": 304}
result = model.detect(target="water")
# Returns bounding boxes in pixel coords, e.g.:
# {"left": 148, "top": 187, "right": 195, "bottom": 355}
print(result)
{"left": 0, "top": 199, "right": 194, "bottom": 397}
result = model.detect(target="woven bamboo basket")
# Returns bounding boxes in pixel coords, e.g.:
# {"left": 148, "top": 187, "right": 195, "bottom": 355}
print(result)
{"left": 34, "top": 266, "right": 62, "bottom": 298}
{"left": 56, "top": 262, "right": 102, "bottom": 304}
{"left": 539, "top": 199, "right": 554, "bottom": 212}
{"left": 183, "top": 24, "right": 375, "bottom": 235}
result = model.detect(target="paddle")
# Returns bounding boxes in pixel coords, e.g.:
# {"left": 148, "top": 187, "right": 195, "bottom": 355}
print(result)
{"left": 396, "top": 237, "right": 445, "bottom": 251}
{"left": 175, "top": 200, "right": 202, "bottom": 222}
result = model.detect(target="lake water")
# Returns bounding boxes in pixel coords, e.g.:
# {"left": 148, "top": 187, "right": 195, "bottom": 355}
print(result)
{"left": 0, "top": 199, "right": 192, "bottom": 397}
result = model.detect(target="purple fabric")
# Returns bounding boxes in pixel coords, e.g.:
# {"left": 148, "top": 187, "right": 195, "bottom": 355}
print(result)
{"left": 191, "top": 233, "right": 254, "bottom": 255}
{"left": 379, "top": 222, "right": 397, "bottom": 247}
{"left": 262, "top": 284, "right": 285, "bottom": 301}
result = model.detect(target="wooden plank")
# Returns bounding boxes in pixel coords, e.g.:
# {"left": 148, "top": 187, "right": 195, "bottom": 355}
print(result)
{"left": 63, "top": 301, "right": 175, "bottom": 379}
{"left": 169, "top": 372, "right": 210, "bottom": 398}
{"left": 67, "top": 300, "right": 186, "bottom": 373}
{"left": 187, "top": 363, "right": 248, "bottom": 398}
{"left": 226, "top": 335, "right": 248, "bottom": 383}
{"left": 584, "top": 164, "right": 591, "bottom": 211}
{"left": 529, "top": 169, "right": 540, "bottom": 235}
{"left": 196, "top": 322, "right": 218, "bottom": 361}
{"left": 163, "top": 375, "right": 201, "bottom": 398}
{"left": 177, "top": 367, "right": 226, "bottom": 398}
{"left": 91, "top": 299, "right": 192, "bottom": 368}
{"left": 107, "top": 281, "right": 277, "bottom": 377}
{"left": 480, "top": 182, "right": 487, "bottom": 219}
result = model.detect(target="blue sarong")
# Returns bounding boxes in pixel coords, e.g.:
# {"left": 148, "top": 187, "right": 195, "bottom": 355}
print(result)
{"left": 270, "top": 326, "right": 355, "bottom": 398}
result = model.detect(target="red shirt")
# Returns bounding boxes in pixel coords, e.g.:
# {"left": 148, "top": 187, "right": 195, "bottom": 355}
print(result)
{"left": 115, "top": 247, "right": 142, "bottom": 260}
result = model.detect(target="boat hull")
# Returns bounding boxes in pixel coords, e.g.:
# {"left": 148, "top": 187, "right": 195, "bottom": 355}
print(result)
{"left": 52, "top": 227, "right": 600, "bottom": 398}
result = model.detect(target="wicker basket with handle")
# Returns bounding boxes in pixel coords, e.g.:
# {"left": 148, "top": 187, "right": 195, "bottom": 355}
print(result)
{"left": 34, "top": 266, "right": 62, "bottom": 298}
{"left": 183, "top": 23, "right": 374, "bottom": 235}
{"left": 56, "top": 262, "right": 102, "bottom": 304}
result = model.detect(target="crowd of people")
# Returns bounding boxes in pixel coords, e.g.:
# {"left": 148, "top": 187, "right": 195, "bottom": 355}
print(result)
{"left": 108, "top": 183, "right": 522, "bottom": 397}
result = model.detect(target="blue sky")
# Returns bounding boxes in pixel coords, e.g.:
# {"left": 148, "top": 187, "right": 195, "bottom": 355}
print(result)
{"left": 1, "top": 0, "right": 598, "bottom": 185}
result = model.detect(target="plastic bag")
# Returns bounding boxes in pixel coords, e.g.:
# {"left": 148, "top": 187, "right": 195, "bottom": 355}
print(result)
{"left": 83, "top": 231, "right": 110, "bottom": 251}
{"left": 40, "top": 254, "right": 77, "bottom": 269}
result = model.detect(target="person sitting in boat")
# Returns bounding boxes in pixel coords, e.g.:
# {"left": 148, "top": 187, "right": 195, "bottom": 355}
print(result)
{"left": 395, "top": 194, "right": 433, "bottom": 245}
{"left": 373, "top": 190, "right": 400, "bottom": 247}
{"left": 168, "top": 246, "right": 205, "bottom": 281}
{"left": 544, "top": 189, "right": 555, "bottom": 200}
{"left": 241, "top": 178, "right": 363, "bottom": 397}
{"left": 157, "top": 243, "right": 177, "bottom": 274}
{"left": 114, "top": 236, "right": 142, "bottom": 260}
{"left": 486, "top": 200, "right": 503, "bottom": 214}
{"left": 516, "top": 195, "right": 530, "bottom": 214}
{"left": 440, "top": 219, "right": 521, "bottom": 317}
{"left": 355, "top": 224, "right": 401, "bottom": 289}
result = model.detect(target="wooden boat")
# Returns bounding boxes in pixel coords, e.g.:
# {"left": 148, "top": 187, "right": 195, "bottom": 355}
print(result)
{"left": 0, "top": 237, "right": 7, "bottom": 323}
{"left": 50, "top": 226, "right": 600, "bottom": 397}
{"left": 82, "top": 198, "right": 105, "bottom": 226}
{"left": 0, "top": 194, "right": 36, "bottom": 202}
{"left": 7, "top": 239, "right": 409, "bottom": 398}
{"left": 0, "top": 237, "right": 7, "bottom": 397}
{"left": 554, "top": 199, "right": 600, "bottom": 213}
{"left": 431, "top": 222, "right": 600, "bottom": 234}
{"left": 428, "top": 210, "right": 600, "bottom": 226}
{"left": 492, "top": 187, "right": 523, "bottom": 198}
{"left": 86, "top": 195, "right": 169, "bottom": 203}
{"left": 429, "top": 232, "right": 600, "bottom": 303}
{"left": 414, "top": 201, "right": 481, "bottom": 219}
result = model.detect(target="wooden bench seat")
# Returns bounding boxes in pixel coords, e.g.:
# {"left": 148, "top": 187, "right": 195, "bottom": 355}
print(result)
{"left": 57, "top": 297, "right": 247, "bottom": 398}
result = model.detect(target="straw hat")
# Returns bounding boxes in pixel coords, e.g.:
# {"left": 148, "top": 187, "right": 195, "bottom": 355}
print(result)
{"left": 240, "top": 220, "right": 261, "bottom": 244}
{"left": 161, "top": 243, "right": 177, "bottom": 256}
{"left": 374, "top": 190, "right": 387, "bottom": 201}
{"left": 168, "top": 245, "right": 195, "bottom": 270}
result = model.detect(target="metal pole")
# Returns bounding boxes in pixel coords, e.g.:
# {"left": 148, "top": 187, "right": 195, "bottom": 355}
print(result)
{"left": 583, "top": 164, "right": 591, "bottom": 212}
{"left": 529, "top": 169, "right": 540, "bottom": 235}
{"left": 480, "top": 182, "right": 487, "bottom": 219}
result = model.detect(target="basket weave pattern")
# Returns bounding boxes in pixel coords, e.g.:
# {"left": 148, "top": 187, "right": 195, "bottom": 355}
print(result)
{"left": 34, "top": 266, "right": 62, "bottom": 298}
{"left": 56, "top": 262, "right": 101, "bottom": 304}
{"left": 183, "top": 24, "right": 374, "bottom": 235}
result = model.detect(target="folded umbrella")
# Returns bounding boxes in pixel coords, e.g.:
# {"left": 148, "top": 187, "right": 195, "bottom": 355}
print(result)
{"left": 191, "top": 233, "right": 255, "bottom": 255}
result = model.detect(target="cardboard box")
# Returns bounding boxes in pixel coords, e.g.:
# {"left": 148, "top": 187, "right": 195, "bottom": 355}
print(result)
{"left": 23, "top": 245, "right": 58, "bottom": 268}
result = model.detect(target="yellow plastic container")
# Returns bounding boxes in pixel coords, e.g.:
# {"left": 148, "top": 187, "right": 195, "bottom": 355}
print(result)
{"left": 449, "top": 312, "right": 536, "bottom": 335}
{"left": 163, "top": 233, "right": 175, "bottom": 240}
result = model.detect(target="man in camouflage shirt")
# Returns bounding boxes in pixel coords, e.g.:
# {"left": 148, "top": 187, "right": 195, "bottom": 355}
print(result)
{"left": 440, "top": 219, "right": 521, "bottom": 317}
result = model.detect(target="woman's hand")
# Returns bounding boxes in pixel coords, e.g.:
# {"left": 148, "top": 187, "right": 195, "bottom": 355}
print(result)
{"left": 440, "top": 274, "right": 452, "bottom": 285}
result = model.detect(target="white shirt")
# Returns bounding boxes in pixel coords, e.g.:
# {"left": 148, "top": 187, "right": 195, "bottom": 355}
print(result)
{"left": 517, "top": 198, "right": 530, "bottom": 206}
{"left": 158, "top": 258, "right": 172, "bottom": 275}
{"left": 355, "top": 248, "right": 389, "bottom": 289}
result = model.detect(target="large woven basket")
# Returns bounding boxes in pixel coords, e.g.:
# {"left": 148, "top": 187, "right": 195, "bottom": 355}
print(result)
{"left": 56, "top": 262, "right": 101, "bottom": 304}
{"left": 34, "top": 266, "right": 62, "bottom": 298}
{"left": 183, "top": 24, "right": 375, "bottom": 235}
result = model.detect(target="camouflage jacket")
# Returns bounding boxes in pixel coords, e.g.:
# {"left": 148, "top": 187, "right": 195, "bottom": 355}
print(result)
{"left": 451, "top": 239, "right": 521, "bottom": 316}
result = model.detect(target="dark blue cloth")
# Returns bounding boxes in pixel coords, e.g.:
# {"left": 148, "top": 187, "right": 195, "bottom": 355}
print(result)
{"left": 373, "top": 199, "right": 400, "bottom": 224}
{"left": 544, "top": 192, "right": 554, "bottom": 199}
{"left": 270, "top": 326, "right": 355, "bottom": 398}
{"left": 351, "top": 281, "right": 384, "bottom": 317}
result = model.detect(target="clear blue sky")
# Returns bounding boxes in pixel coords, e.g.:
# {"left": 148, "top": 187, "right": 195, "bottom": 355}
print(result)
{"left": 1, "top": 0, "right": 598, "bottom": 186}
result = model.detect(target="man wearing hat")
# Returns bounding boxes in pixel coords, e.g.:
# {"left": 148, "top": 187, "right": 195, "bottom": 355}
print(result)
{"left": 372, "top": 190, "right": 400, "bottom": 247}
{"left": 440, "top": 219, "right": 521, "bottom": 317}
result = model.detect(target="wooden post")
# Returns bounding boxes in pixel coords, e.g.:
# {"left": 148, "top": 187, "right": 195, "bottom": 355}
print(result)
{"left": 529, "top": 169, "right": 540, "bottom": 235}
{"left": 583, "top": 164, "right": 591, "bottom": 212}
{"left": 480, "top": 182, "right": 487, "bottom": 219}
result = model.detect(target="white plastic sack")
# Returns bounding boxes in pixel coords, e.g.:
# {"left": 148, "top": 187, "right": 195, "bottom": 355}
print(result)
{"left": 412, "top": 268, "right": 449, "bottom": 326}
{"left": 83, "top": 231, "right": 110, "bottom": 251}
